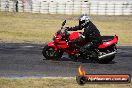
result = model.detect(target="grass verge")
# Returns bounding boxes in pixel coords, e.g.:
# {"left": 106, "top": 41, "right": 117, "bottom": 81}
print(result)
{"left": 0, "top": 78, "right": 131, "bottom": 88}
{"left": 0, "top": 12, "right": 132, "bottom": 45}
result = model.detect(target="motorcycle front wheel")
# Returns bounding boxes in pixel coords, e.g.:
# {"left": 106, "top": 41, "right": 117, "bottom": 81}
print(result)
{"left": 42, "top": 45, "right": 63, "bottom": 60}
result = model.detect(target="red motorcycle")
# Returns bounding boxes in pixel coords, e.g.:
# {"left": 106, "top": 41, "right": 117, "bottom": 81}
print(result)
{"left": 42, "top": 20, "right": 118, "bottom": 64}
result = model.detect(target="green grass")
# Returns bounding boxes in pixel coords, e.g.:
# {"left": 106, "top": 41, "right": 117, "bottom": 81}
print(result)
{"left": 0, "top": 78, "right": 131, "bottom": 88}
{"left": 0, "top": 12, "right": 132, "bottom": 45}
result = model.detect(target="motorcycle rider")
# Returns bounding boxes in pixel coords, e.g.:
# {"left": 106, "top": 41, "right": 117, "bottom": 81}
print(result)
{"left": 66, "top": 14, "right": 102, "bottom": 54}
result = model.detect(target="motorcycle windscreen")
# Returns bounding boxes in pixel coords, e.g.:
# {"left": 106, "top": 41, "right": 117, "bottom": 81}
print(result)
{"left": 69, "top": 32, "right": 80, "bottom": 40}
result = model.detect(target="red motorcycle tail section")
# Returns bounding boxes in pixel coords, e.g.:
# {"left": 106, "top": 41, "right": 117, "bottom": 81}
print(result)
{"left": 69, "top": 32, "right": 80, "bottom": 40}
{"left": 98, "top": 35, "right": 118, "bottom": 49}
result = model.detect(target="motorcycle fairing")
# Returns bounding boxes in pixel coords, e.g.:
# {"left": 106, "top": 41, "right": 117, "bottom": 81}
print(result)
{"left": 69, "top": 32, "right": 80, "bottom": 40}
{"left": 98, "top": 35, "right": 118, "bottom": 49}
{"left": 55, "top": 41, "right": 69, "bottom": 49}
{"left": 48, "top": 41, "right": 69, "bottom": 50}
{"left": 47, "top": 42, "right": 58, "bottom": 50}
{"left": 48, "top": 41, "right": 79, "bottom": 54}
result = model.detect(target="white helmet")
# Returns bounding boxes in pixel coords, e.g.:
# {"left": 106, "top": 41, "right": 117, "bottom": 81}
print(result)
{"left": 79, "top": 14, "right": 90, "bottom": 27}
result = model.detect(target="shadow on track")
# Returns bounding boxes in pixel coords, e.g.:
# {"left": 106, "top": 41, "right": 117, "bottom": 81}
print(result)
{"left": 42, "top": 57, "right": 117, "bottom": 64}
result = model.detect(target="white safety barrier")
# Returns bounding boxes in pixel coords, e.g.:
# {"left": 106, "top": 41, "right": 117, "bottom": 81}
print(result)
{"left": 0, "top": 0, "right": 132, "bottom": 15}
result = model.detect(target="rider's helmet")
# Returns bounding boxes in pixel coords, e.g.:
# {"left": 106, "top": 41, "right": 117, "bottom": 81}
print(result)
{"left": 79, "top": 14, "right": 90, "bottom": 28}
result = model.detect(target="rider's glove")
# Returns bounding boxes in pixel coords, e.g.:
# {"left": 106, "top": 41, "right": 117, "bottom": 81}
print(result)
{"left": 65, "top": 27, "right": 73, "bottom": 31}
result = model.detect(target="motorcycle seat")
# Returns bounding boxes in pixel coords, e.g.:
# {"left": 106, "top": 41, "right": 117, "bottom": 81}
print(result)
{"left": 101, "top": 36, "right": 114, "bottom": 42}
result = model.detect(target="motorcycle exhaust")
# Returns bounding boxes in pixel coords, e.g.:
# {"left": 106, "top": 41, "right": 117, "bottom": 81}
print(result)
{"left": 98, "top": 51, "right": 117, "bottom": 60}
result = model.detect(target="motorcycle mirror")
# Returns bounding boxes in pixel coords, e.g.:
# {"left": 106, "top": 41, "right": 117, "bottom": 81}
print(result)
{"left": 62, "top": 20, "right": 66, "bottom": 26}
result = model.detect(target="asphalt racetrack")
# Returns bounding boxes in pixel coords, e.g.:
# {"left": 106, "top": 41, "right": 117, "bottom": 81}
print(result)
{"left": 0, "top": 43, "right": 132, "bottom": 77}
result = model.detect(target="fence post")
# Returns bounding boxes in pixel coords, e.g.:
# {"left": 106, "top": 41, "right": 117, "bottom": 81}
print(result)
{"left": 48, "top": 2, "right": 49, "bottom": 14}
{"left": 56, "top": 2, "right": 59, "bottom": 14}
{"left": 22, "top": 2, "right": 24, "bottom": 12}
{"left": 55, "top": 2, "right": 57, "bottom": 14}
{"left": 64, "top": 2, "right": 66, "bottom": 15}
{"left": 105, "top": 3, "right": 107, "bottom": 15}
{"left": 15, "top": 0, "right": 18, "bottom": 12}
{"left": 96, "top": 2, "right": 99, "bottom": 15}
{"left": 39, "top": 2, "right": 41, "bottom": 13}
{"left": 30, "top": 0, "right": 32, "bottom": 13}
{"left": 129, "top": 3, "right": 132, "bottom": 15}
{"left": 113, "top": 3, "right": 115, "bottom": 15}
{"left": 81, "top": 1, "right": 82, "bottom": 14}
{"left": 5, "top": 0, "right": 9, "bottom": 12}
{"left": 122, "top": 2, "right": 124, "bottom": 15}
{"left": 131, "top": 3, "right": 132, "bottom": 15}
{"left": 88, "top": 3, "right": 91, "bottom": 15}
{"left": 71, "top": 1, "right": 73, "bottom": 15}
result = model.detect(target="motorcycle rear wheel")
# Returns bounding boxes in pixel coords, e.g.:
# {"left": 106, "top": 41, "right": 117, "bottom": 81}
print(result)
{"left": 42, "top": 45, "right": 63, "bottom": 60}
